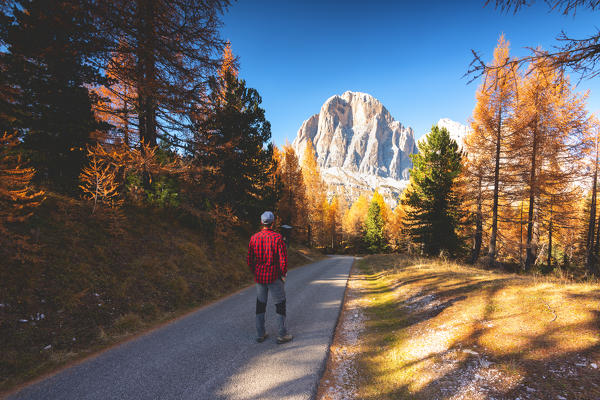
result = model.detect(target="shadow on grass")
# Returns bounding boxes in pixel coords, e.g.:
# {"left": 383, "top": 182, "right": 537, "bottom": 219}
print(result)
{"left": 353, "top": 255, "right": 600, "bottom": 400}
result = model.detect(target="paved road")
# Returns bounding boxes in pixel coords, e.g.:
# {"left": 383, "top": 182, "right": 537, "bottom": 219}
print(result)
{"left": 10, "top": 256, "right": 354, "bottom": 400}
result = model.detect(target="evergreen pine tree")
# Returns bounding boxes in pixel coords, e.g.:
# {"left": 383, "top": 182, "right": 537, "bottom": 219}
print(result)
{"left": 192, "top": 67, "right": 274, "bottom": 221}
{"left": 364, "top": 197, "right": 387, "bottom": 253}
{"left": 402, "top": 125, "right": 464, "bottom": 256}
{"left": 1, "top": 0, "right": 107, "bottom": 191}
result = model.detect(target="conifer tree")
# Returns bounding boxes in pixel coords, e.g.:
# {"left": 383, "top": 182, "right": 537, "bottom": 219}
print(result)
{"left": 191, "top": 48, "right": 274, "bottom": 221}
{"left": 388, "top": 192, "right": 411, "bottom": 252}
{"left": 275, "top": 144, "right": 307, "bottom": 228}
{"left": 364, "top": 198, "right": 387, "bottom": 253}
{"left": 371, "top": 190, "right": 391, "bottom": 231}
{"left": 583, "top": 120, "right": 600, "bottom": 275}
{"left": 94, "top": 0, "right": 231, "bottom": 147}
{"left": 509, "top": 59, "right": 588, "bottom": 271}
{"left": 470, "top": 35, "right": 518, "bottom": 264}
{"left": 402, "top": 125, "right": 464, "bottom": 256}
{"left": 342, "top": 193, "right": 370, "bottom": 249}
{"left": 300, "top": 139, "right": 327, "bottom": 246}
{"left": 0, "top": 131, "right": 45, "bottom": 263}
{"left": 91, "top": 45, "right": 138, "bottom": 147}
{"left": 364, "top": 197, "right": 387, "bottom": 253}
{"left": 1, "top": 0, "right": 107, "bottom": 191}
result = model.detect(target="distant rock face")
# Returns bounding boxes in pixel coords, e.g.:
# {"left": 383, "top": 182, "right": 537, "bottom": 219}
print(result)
{"left": 292, "top": 91, "right": 417, "bottom": 206}
{"left": 294, "top": 91, "right": 416, "bottom": 180}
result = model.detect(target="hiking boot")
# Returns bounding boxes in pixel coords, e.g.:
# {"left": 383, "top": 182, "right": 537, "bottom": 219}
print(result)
{"left": 256, "top": 333, "right": 268, "bottom": 343}
{"left": 276, "top": 334, "right": 293, "bottom": 344}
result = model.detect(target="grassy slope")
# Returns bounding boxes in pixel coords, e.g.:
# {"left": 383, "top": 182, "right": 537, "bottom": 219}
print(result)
{"left": 330, "top": 254, "right": 600, "bottom": 400}
{"left": 0, "top": 193, "right": 321, "bottom": 394}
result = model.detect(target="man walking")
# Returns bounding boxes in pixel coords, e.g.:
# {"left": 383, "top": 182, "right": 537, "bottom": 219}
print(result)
{"left": 247, "top": 211, "right": 293, "bottom": 344}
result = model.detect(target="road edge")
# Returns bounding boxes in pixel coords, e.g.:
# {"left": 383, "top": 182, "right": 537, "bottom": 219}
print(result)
{"left": 310, "top": 256, "right": 356, "bottom": 400}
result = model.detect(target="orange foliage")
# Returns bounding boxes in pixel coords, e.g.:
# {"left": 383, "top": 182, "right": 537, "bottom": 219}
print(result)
{"left": 508, "top": 58, "right": 588, "bottom": 268}
{"left": 91, "top": 44, "right": 137, "bottom": 146}
{"left": 466, "top": 35, "right": 519, "bottom": 263}
{"left": 79, "top": 148, "right": 122, "bottom": 214}
{"left": 219, "top": 41, "right": 238, "bottom": 81}
{"left": 300, "top": 139, "right": 328, "bottom": 246}
{"left": 276, "top": 144, "right": 308, "bottom": 228}
{"left": 0, "top": 132, "right": 45, "bottom": 223}
{"left": 0, "top": 131, "right": 45, "bottom": 263}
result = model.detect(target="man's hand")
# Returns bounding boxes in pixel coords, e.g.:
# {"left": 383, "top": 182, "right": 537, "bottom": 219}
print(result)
{"left": 281, "top": 275, "right": 286, "bottom": 283}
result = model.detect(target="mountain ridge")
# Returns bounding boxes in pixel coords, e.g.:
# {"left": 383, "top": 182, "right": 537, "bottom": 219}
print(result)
{"left": 292, "top": 91, "right": 470, "bottom": 206}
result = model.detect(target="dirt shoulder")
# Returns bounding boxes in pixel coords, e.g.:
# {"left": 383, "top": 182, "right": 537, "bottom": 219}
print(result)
{"left": 317, "top": 254, "right": 600, "bottom": 400}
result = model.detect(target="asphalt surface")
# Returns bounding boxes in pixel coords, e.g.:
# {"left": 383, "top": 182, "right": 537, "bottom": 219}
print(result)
{"left": 10, "top": 255, "right": 354, "bottom": 400}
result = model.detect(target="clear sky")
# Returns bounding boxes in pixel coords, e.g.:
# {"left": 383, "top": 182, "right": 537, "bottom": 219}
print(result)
{"left": 220, "top": 0, "right": 600, "bottom": 146}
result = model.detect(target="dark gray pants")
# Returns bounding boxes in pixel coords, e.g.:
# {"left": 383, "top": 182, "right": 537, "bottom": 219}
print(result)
{"left": 255, "top": 279, "right": 287, "bottom": 337}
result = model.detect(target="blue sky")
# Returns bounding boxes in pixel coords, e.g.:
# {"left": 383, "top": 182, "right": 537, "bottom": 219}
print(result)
{"left": 221, "top": 0, "right": 600, "bottom": 146}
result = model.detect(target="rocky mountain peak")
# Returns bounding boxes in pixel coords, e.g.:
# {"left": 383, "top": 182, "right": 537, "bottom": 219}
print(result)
{"left": 292, "top": 91, "right": 417, "bottom": 206}
{"left": 293, "top": 91, "right": 416, "bottom": 181}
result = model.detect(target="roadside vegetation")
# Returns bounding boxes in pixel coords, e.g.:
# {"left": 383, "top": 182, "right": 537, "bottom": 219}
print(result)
{"left": 325, "top": 254, "right": 600, "bottom": 399}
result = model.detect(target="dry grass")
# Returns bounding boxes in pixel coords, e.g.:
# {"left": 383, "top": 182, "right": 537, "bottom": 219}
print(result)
{"left": 335, "top": 254, "right": 600, "bottom": 400}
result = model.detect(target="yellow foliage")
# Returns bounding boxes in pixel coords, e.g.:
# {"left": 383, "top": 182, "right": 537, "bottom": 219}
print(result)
{"left": 343, "top": 193, "right": 370, "bottom": 238}
{"left": 300, "top": 139, "right": 328, "bottom": 246}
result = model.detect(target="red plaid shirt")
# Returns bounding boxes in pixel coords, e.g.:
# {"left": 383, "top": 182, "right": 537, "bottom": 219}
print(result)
{"left": 247, "top": 228, "right": 288, "bottom": 283}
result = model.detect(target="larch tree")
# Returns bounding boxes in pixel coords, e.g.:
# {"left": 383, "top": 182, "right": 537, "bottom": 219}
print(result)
{"left": 324, "top": 196, "right": 342, "bottom": 249}
{"left": 388, "top": 191, "right": 412, "bottom": 252}
{"left": 371, "top": 190, "right": 391, "bottom": 240}
{"left": 300, "top": 139, "right": 327, "bottom": 247}
{"left": 0, "top": 131, "right": 45, "bottom": 263}
{"left": 470, "top": 34, "right": 518, "bottom": 264}
{"left": 342, "top": 193, "right": 370, "bottom": 248}
{"left": 94, "top": 0, "right": 231, "bottom": 147}
{"left": 509, "top": 59, "right": 589, "bottom": 271}
{"left": 276, "top": 144, "right": 308, "bottom": 229}
{"left": 471, "top": 0, "right": 600, "bottom": 82}
{"left": 456, "top": 138, "right": 489, "bottom": 263}
{"left": 582, "top": 119, "right": 600, "bottom": 274}
{"left": 92, "top": 45, "right": 138, "bottom": 147}
{"left": 402, "top": 125, "right": 464, "bottom": 256}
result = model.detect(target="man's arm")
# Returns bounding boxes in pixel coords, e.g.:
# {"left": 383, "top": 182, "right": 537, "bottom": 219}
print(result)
{"left": 247, "top": 238, "right": 255, "bottom": 274}
{"left": 278, "top": 236, "right": 288, "bottom": 279}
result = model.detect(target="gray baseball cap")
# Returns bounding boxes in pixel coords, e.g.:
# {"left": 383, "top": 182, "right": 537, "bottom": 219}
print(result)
{"left": 261, "top": 211, "right": 275, "bottom": 225}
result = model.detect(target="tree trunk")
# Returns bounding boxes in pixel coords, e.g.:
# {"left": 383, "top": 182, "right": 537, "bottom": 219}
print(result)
{"left": 525, "top": 120, "right": 538, "bottom": 271}
{"left": 488, "top": 107, "right": 502, "bottom": 263}
{"left": 136, "top": 0, "right": 157, "bottom": 147}
{"left": 547, "top": 200, "right": 553, "bottom": 269}
{"left": 586, "top": 136, "right": 599, "bottom": 274}
{"left": 470, "top": 174, "right": 483, "bottom": 264}
{"left": 519, "top": 200, "right": 524, "bottom": 268}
